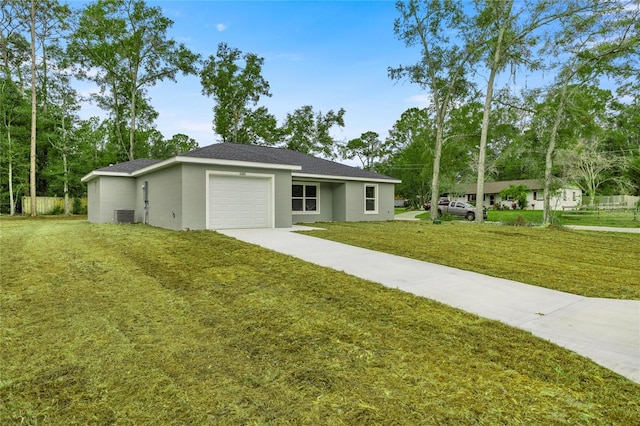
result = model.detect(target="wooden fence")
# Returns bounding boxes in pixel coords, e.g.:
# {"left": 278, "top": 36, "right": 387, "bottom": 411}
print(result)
{"left": 581, "top": 195, "right": 639, "bottom": 208}
{"left": 21, "top": 196, "right": 87, "bottom": 215}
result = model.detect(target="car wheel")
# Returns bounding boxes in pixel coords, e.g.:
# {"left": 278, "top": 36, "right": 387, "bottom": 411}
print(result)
{"left": 466, "top": 212, "right": 475, "bottom": 221}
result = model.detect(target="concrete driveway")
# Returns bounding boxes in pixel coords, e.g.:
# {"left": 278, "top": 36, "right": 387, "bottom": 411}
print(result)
{"left": 219, "top": 226, "right": 640, "bottom": 383}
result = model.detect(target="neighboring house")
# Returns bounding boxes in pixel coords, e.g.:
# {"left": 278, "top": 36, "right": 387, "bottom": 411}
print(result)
{"left": 394, "top": 197, "right": 408, "bottom": 207}
{"left": 81, "top": 143, "right": 401, "bottom": 230}
{"left": 446, "top": 179, "right": 582, "bottom": 210}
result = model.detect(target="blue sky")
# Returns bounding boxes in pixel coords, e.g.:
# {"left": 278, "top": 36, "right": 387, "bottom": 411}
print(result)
{"left": 67, "top": 0, "right": 638, "bottom": 161}
{"left": 75, "top": 0, "right": 429, "bottom": 153}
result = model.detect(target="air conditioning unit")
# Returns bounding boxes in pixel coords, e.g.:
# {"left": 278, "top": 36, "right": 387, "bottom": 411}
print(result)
{"left": 114, "top": 209, "right": 134, "bottom": 224}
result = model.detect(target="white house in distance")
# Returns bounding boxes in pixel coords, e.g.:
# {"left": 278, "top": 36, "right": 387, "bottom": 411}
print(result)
{"left": 447, "top": 179, "right": 582, "bottom": 210}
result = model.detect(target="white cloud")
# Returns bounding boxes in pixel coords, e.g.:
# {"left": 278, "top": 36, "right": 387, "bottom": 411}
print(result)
{"left": 405, "top": 94, "right": 432, "bottom": 108}
{"left": 174, "top": 119, "right": 213, "bottom": 133}
{"left": 624, "top": 2, "right": 640, "bottom": 12}
{"left": 155, "top": 117, "right": 216, "bottom": 146}
{"left": 617, "top": 94, "right": 634, "bottom": 105}
{"left": 216, "top": 23, "right": 227, "bottom": 32}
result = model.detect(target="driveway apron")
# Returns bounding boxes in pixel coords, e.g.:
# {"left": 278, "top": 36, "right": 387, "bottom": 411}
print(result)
{"left": 218, "top": 227, "right": 640, "bottom": 383}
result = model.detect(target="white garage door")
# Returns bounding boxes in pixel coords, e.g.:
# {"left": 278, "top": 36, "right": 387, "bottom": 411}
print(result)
{"left": 208, "top": 174, "right": 271, "bottom": 229}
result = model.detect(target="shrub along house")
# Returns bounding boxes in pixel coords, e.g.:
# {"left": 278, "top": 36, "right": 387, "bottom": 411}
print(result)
{"left": 81, "top": 143, "right": 400, "bottom": 230}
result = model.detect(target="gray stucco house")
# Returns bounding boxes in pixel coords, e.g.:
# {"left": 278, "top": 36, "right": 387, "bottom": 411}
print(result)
{"left": 81, "top": 143, "right": 400, "bottom": 230}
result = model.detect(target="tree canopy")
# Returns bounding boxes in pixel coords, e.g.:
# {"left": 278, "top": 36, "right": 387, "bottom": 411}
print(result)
{"left": 0, "top": 0, "right": 638, "bottom": 216}
{"left": 68, "top": 0, "right": 199, "bottom": 161}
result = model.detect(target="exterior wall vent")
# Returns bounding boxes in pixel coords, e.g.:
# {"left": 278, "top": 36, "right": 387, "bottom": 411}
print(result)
{"left": 114, "top": 209, "right": 135, "bottom": 224}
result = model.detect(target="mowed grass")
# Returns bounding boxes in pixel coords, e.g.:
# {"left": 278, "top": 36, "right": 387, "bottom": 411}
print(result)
{"left": 1, "top": 218, "right": 639, "bottom": 424}
{"left": 301, "top": 221, "right": 640, "bottom": 300}
{"left": 416, "top": 208, "right": 640, "bottom": 228}
{"left": 556, "top": 209, "right": 640, "bottom": 228}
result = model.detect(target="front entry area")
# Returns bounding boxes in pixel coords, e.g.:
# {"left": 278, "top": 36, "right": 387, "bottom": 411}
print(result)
{"left": 207, "top": 172, "right": 273, "bottom": 230}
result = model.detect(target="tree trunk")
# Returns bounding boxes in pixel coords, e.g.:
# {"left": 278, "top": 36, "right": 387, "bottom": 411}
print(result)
{"left": 8, "top": 149, "right": 15, "bottom": 216}
{"left": 4, "top": 115, "right": 15, "bottom": 214}
{"left": 63, "top": 151, "right": 69, "bottom": 214}
{"left": 1, "top": 31, "right": 9, "bottom": 79}
{"left": 62, "top": 114, "right": 69, "bottom": 215}
{"left": 543, "top": 105, "right": 564, "bottom": 224}
{"left": 543, "top": 82, "right": 573, "bottom": 224}
{"left": 129, "top": 81, "right": 136, "bottom": 161}
{"left": 475, "top": 65, "right": 498, "bottom": 223}
{"left": 29, "top": 0, "right": 37, "bottom": 217}
{"left": 429, "top": 125, "right": 444, "bottom": 221}
{"left": 109, "top": 79, "right": 127, "bottom": 157}
{"left": 475, "top": 0, "right": 512, "bottom": 224}
{"left": 41, "top": 39, "right": 47, "bottom": 114}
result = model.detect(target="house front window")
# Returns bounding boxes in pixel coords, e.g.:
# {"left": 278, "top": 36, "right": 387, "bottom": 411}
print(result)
{"left": 292, "top": 183, "right": 318, "bottom": 213}
{"left": 365, "top": 184, "right": 378, "bottom": 214}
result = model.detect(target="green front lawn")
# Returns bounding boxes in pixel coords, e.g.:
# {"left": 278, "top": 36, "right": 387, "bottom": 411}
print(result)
{"left": 1, "top": 218, "right": 638, "bottom": 424}
{"left": 416, "top": 208, "right": 640, "bottom": 228}
{"left": 487, "top": 209, "right": 546, "bottom": 224}
{"left": 302, "top": 221, "right": 640, "bottom": 300}
{"left": 416, "top": 209, "right": 546, "bottom": 224}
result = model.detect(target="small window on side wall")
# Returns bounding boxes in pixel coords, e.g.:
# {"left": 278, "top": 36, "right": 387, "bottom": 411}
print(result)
{"left": 365, "top": 184, "right": 378, "bottom": 214}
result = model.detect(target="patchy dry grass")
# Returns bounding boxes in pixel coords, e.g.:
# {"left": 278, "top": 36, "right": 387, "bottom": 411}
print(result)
{"left": 1, "top": 218, "right": 639, "bottom": 424}
{"left": 301, "top": 221, "right": 640, "bottom": 300}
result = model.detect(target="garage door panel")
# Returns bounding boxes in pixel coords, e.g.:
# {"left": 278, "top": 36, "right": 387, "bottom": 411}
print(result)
{"left": 208, "top": 175, "right": 271, "bottom": 229}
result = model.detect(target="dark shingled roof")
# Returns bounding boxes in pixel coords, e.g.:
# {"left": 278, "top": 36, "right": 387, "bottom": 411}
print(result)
{"left": 181, "top": 143, "right": 398, "bottom": 181}
{"left": 97, "top": 158, "right": 162, "bottom": 173}
{"left": 463, "top": 179, "right": 544, "bottom": 194}
{"left": 93, "top": 143, "right": 398, "bottom": 181}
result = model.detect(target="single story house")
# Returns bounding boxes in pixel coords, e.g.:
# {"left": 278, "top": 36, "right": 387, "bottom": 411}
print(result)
{"left": 81, "top": 142, "right": 401, "bottom": 230}
{"left": 447, "top": 179, "right": 582, "bottom": 210}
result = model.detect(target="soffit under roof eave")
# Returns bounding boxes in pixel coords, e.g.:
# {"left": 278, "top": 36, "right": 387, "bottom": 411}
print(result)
{"left": 80, "top": 171, "right": 132, "bottom": 182}
{"left": 130, "top": 156, "right": 302, "bottom": 177}
{"left": 293, "top": 172, "right": 401, "bottom": 184}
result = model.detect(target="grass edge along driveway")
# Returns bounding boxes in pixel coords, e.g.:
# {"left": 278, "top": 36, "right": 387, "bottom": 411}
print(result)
{"left": 299, "top": 220, "right": 640, "bottom": 300}
{"left": 1, "top": 217, "right": 639, "bottom": 424}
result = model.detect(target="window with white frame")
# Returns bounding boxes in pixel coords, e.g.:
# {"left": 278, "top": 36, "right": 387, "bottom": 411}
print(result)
{"left": 292, "top": 183, "right": 318, "bottom": 213}
{"left": 364, "top": 184, "right": 378, "bottom": 214}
